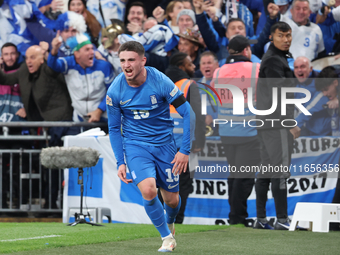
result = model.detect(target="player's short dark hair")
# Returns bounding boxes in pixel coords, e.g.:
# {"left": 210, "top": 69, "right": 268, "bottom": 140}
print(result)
{"left": 315, "top": 66, "right": 339, "bottom": 91}
{"left": 199, "top": 51, "right": 218, "bottom": 63}
{"left": 226, "top": 18, "right": 245, "bottom": 29}
{"left": 169, "top": 52, "right": 188, "bottom": 67}
{"left": 1, "top": 42, "right": 18, "bottom": 54}
{"left": 128, "top": 1, "right": 147, "bottom": 16}
{"left": 118, "top": 41, "right": 145, "bottom": 57}
{"left": 270, "top": 21, "right": 292, "bottom": 35}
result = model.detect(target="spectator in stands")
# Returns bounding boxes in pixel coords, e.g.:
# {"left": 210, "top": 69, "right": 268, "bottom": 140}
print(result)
{"left": 165, "top": 52, "right": 205, "bottom": 224}
{"left": 0, "top": 43, "right": 26, "bottom": 123}
{"left": 198, "top": 51, "right": 219, "bottom": 135}
{"left": 254, "top": 22, "right": 296, "bottom": 230}
{"left": 165, "top": 1, "right": 184, "bottom": 34}
{"left": 121, "top": 8, "right": 180, "bottom": 73}
{"left": 315, "top": 66, "right": 340, "bottom": 136}
{"left": 182, "top": 0, "right": 194, "bottom": 10}
{"left": 177, "top": 9, "right": 196, "bottom": 34}
{"left": 40, "top": 0, "right": 64, "bottom": 20}
{"left": 0, "top": 43, "right": 27, "bottom": 210}
{"left": 177, "top": 27, "right": 205, "bottom": 76}
{"left": 68, "top": 0, "right": 102, "bottom": 46}
{"left": 0, "top": 45, "right": 73, "bottom": 123}
{"left": 98, "top": 19, "right": 125, "bottom": 77}
{"left": 293, "top": 56, "right": 333, "bottom": 136}
{"left": 315, "top": 66, "right": 340, "bottom": 231}
{"left": 279, "top": 0, "right": 326, "bottom": 60}
{"left": 26, "top": 11, "right": 87, "bottom": 57}
{"left": 213, "top": 35, "right": 261, "bottom": 227}
{"left": 193, "top": 1, "right": 279, "bottom": 64}
{"left": 125, "top": 2, "right": 147, "bottom": 35}
{"left": 86, "top": 0, "right": 127, "bottom": 28}
{"left": 48, "top": 33, "right": 114, "bottom": 123}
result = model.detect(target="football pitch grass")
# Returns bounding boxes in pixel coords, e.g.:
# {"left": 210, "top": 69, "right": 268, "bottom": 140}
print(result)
{"left": 0, "top": 223, "right": 339, "bottom": 254}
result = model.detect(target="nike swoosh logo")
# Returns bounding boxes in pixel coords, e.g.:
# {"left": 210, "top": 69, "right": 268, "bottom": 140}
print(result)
{"left": 120, "top": 99, "right": 131, "bottom": 105}
{"left": 277, "top": 222, "right": 289, "bottom": 229}
{"left": 168, "top": 183, "right": 179, "bottom": 189}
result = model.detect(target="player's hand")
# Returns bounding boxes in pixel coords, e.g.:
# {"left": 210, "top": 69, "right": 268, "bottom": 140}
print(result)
{"left": 117, "top": 164, "right": 133, "bottom": 184}
{"left": 51, "top": 30, "right": 62, "bottom": 55}
{"left": 153, "top": 6, "right": 165, "bottom": 23}
{"left": 268, "top": 3, "right": 279, "bottom": 19}
{"left": 290, "top": 126, "right": 301, "bottom": 139}
{"left": 86, "top": 108, "right": 103, "bottom": 122}
{"left": 171, "top": 151, "right": 189, "bottom": 175}
{"left": 327, "top": 97, "right": 339, "bottom": 109}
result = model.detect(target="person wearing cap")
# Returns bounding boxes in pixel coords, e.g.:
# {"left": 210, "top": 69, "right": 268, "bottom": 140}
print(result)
{"left": 26, "top": 11, "right": 87, "bottom": 57}
{"left": 212, "top": 35, "right": 261, "bottom": 227}
{"left": 177, "top": 9, "right": 196, "bottom": 34}
{"left": 97, "top": 19, "right": 125, "bottom": 76}
{"left": 48, "top": 32, "right": 114, "bottom": 123}
{"left": 177, "top": 27, "right": 205, "bottom": 76}
{"left": 255, "top": 21, "right": 297, "bottom": 230}
{"left": 68, "top": 0, "right": 102, "bottom": 47}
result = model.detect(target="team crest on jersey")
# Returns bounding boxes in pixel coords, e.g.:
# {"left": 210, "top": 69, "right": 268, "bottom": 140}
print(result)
{"left": 150, "top": 95, "right": 157, "bottom": 104}
{"left": 106, "top": 95, "right": 113, "bottom": 106}
{"left": 170, "top": 86, "right": 178, "bottom": 97}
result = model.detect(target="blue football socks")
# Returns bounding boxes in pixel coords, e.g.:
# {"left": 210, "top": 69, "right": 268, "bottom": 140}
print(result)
{"left": 143, "top": 197, "right": 170, "bottom": 238}
{"left": 164, "top": 195, "right": 181, "bottom": 224}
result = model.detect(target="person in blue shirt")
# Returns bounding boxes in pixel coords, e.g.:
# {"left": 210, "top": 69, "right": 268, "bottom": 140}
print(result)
{"left": 106, "top": 41, "right": 195, "bottom": 252}
{"left": 48, "top": 32, "right": 114, "bottom": 123}
{"left": 293, "top": 56, "right": 332, "bottom": 136}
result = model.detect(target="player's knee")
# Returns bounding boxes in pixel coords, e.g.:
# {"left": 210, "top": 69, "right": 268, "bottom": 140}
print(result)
{"left": 163, "top": 195, "right": 179, "bottom": 208}
{"left": 141, "top": 187, "right": 157, "bottom": 200}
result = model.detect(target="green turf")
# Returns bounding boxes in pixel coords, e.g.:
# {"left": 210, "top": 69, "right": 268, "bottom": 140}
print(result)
{"left": 0, "top": 223, "right": 339, "bottom": 254}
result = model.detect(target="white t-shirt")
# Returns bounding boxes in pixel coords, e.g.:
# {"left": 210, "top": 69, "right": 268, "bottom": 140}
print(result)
{"left": 281, "top": 15, "right": 325, "bottom": 60}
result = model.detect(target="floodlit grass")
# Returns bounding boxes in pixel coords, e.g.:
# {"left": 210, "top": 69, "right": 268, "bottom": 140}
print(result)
{"left": 0, "top": 223, "right": 339, "bottom": 254}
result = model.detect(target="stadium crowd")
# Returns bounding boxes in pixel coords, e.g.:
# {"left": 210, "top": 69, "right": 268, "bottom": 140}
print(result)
{"left": 0, "top": 0, "right": 340, "bottom": 236}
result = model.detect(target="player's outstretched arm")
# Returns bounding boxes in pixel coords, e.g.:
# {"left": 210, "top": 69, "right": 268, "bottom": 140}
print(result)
{"left": 175, "top": 101, "right": 196, "bottom": 155}
{"left": 117, "top": 164, "right": 133, "bottom": 184}
{"left": 171, "top": 151, "right": 189, "bottom": 175}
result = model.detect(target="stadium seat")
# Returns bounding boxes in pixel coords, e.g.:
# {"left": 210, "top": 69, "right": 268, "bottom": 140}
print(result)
{"left": 289, "top": 202, "right": 340, "bottom": 232}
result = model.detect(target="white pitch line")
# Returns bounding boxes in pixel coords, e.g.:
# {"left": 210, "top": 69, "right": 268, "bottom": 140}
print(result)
{"left": 0, "top": 235, "right": 61, "bottom": 242}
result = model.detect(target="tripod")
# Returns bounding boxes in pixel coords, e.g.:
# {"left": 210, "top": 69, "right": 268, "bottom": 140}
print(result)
{"left": 68, "top": 168, "right": 103, "bottom": 227}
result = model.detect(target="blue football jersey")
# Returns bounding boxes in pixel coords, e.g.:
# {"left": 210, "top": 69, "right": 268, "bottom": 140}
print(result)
{"left": 107, "top": 67, "right": 183, "bottom": 146}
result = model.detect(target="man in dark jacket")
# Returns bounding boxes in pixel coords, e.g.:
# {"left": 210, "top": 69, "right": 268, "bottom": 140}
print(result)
{"left": 254, "top": 21, "right": 298, "bottom": 230}
{"left": 0, "top": 45, "right": 73, "bottom": 123}
{"left": 0, "top": 45, "right": 74, "bottom": 209}
{"left": 165, "top": 52, "right": 205, "bottom": 224}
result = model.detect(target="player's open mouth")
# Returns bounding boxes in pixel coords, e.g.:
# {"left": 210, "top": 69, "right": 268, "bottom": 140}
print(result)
{"left": 125, "top": 69, "right": 133, "bottom": 74}
{"left": 297, "top": 73, "right": 304, "bottom": 78}
{"left": 205, "top": 70, "right": 211, "bottom": 75}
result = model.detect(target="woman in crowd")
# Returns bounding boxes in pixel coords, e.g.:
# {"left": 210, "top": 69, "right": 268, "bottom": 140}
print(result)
{"left": 68, "top": 0, "right": 101, "bottom": 46}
